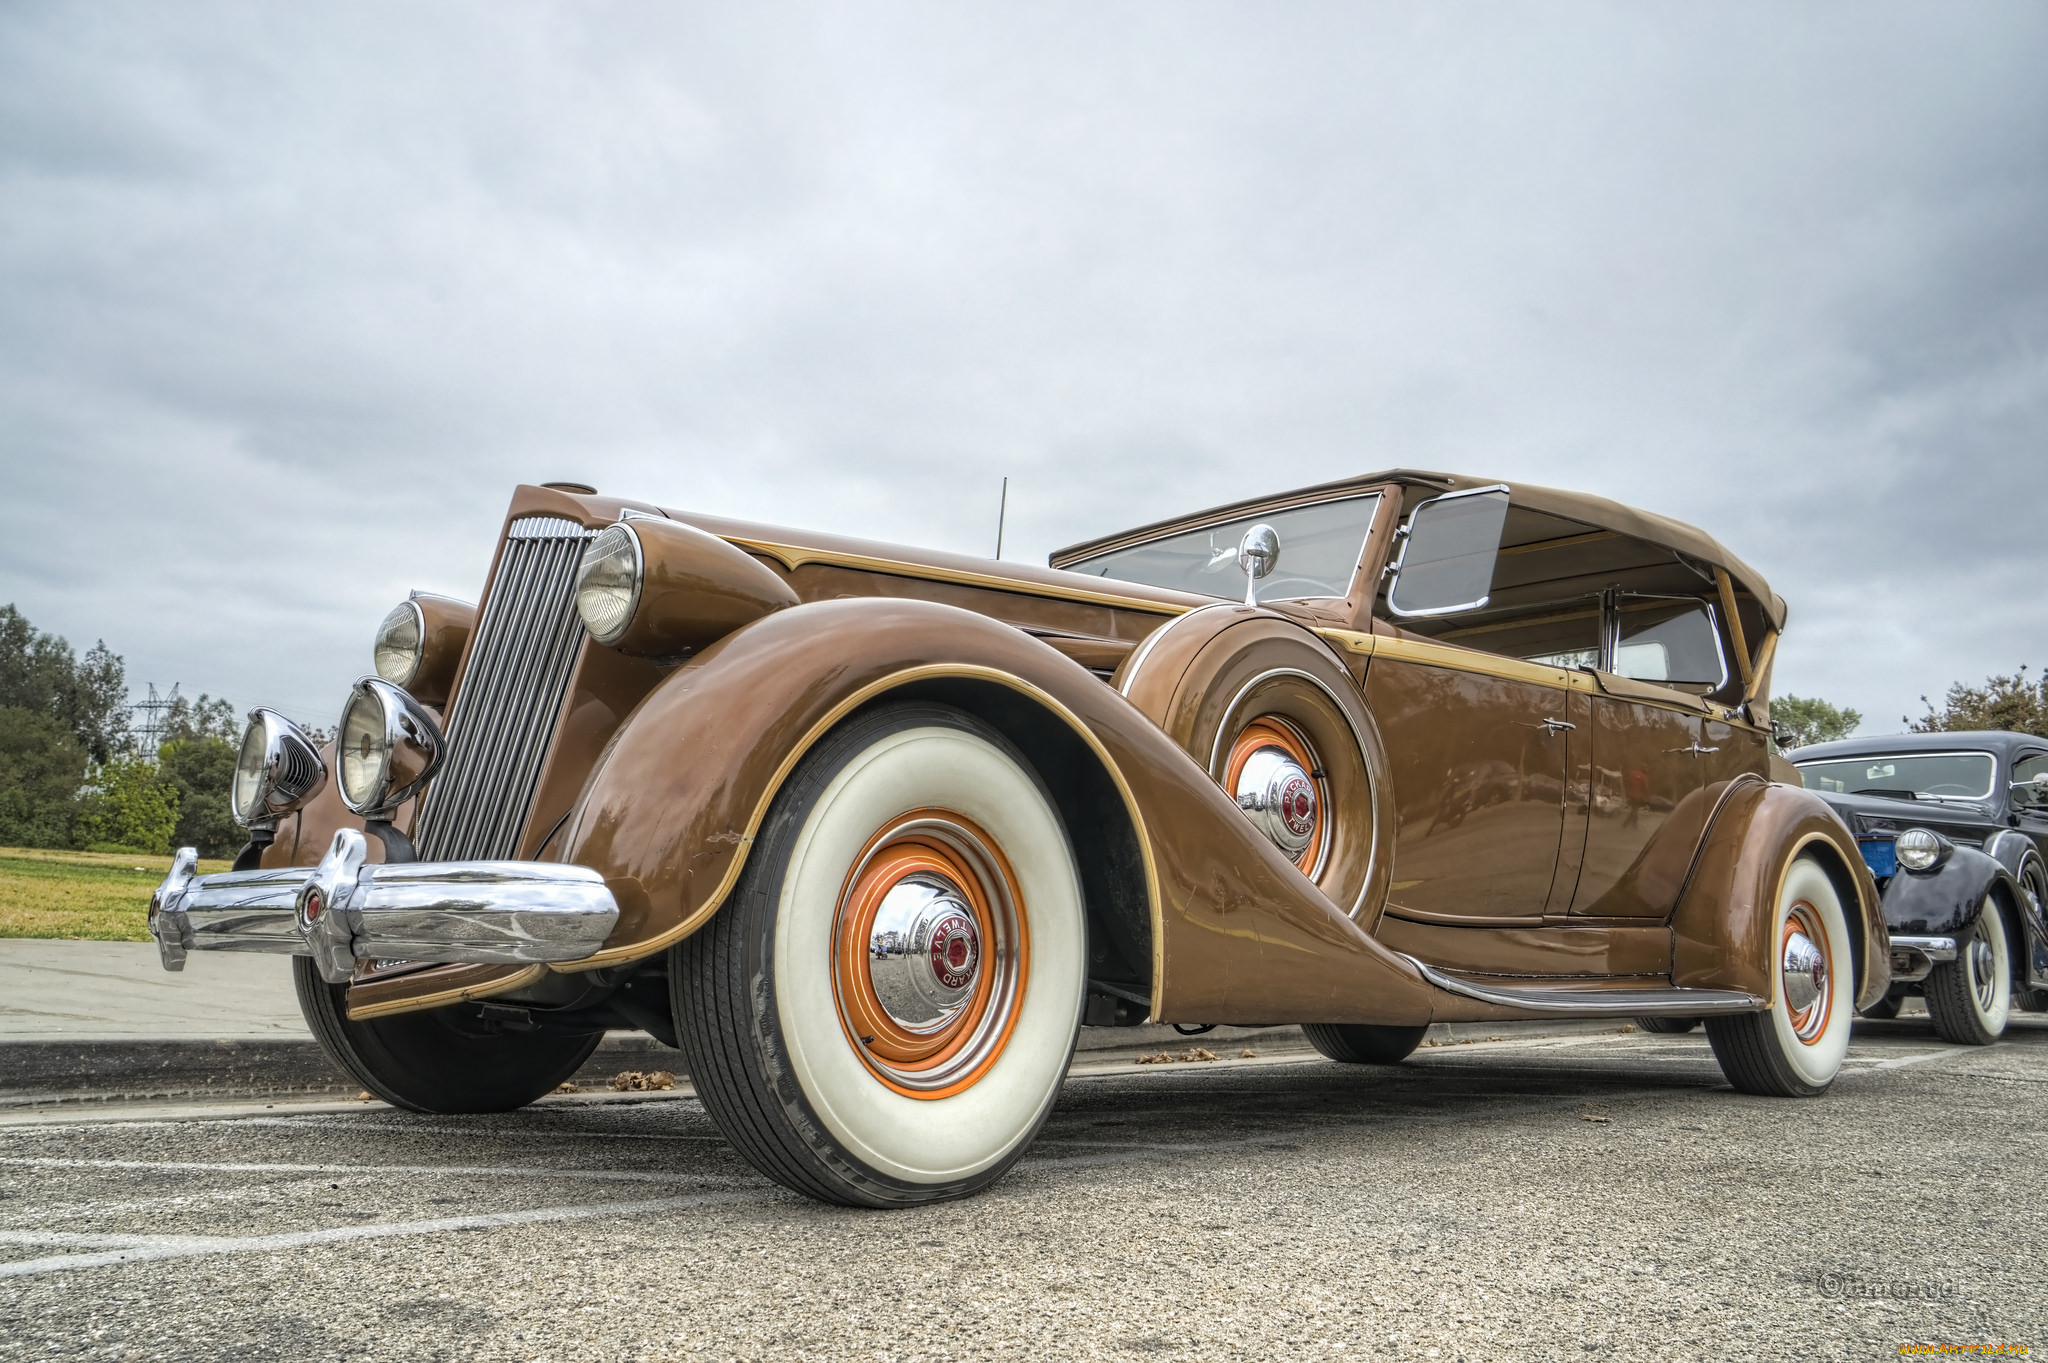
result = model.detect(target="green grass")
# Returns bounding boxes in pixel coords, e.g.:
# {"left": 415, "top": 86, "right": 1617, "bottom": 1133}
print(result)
{"left": 0, "top": 846, "right": 233, "bottom": 941}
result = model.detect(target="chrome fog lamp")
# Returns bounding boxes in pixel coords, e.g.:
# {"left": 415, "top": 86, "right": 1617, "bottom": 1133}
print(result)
{"left": 575, "top": 524, "right": 643, "bottom": 645}
{"left": 231, "top": 709, "right": 328, "bottom": 826}
{"left": 373, "top": 600, "right": 425, "bottom": 688}
{"left": 1895, "top": 827, "right": 1947, "bottom": 873}
{"left": 335, "top": 677, "right": 445, "bottom": 818}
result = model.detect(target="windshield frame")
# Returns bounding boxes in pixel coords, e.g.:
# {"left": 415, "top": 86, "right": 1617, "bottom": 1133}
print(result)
{"left": 1792, "top": 749, "right": 2000, "bottom": 804}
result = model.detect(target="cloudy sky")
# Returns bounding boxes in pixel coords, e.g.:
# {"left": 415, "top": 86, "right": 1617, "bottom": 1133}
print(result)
{"left": 2, "top": 2, "right": 2043, "bottom": 735}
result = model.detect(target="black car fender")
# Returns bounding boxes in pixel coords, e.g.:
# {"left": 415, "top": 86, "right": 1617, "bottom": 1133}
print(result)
{"left": 1880, "top": 844, "right": 2033, "bottom": 948}
{"left": 1981, "top": 831, "right": 2048, "bottom": 989}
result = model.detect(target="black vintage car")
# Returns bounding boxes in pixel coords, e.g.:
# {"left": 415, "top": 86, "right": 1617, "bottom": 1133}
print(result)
{"left": 1789, "top": 730, "right": 2048, "bottom": 1043}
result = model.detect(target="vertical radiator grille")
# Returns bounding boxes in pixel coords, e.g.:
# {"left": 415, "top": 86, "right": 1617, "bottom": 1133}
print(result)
{"left": 415, "top": 515, "right": 594, "bottom": 862}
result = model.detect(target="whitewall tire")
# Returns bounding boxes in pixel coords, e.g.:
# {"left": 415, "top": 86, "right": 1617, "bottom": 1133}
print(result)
{"left": 1705, "top": 856, "right": 1855, "bottom": 1097}
{"left": 1925, "top": 897, "right": 2011, "bottom": 1046}
{"left": 672, "top": 701, "right": 1087, "bottom": 1206}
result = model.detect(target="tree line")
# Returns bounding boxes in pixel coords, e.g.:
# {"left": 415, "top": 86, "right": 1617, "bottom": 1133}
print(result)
{"left": 0, "top": 604, "right": 244, "bottom": 857}
{"left": 1777, "top": 666, "right": 2048, "bottom": 749}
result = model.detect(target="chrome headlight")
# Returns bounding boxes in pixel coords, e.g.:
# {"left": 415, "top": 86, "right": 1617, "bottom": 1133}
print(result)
{"left": 574, "top": 524, "right": 643, "bottom": 645}
{"left": 335, "top": 677, "right": 445, "bottom": 817}
{"left": 231, "top": 709, "right": 328, "bottom": 826}
{"left": 1895, "top": 827, "right": 1947, "bottom": 873}
{"left": 373, "top": 600, "right": 425, "bottom": 688}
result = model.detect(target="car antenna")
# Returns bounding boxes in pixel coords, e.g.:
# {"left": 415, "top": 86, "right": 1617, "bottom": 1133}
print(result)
{"left": 995, "top": 476, "right": 1009, "bottom": 560}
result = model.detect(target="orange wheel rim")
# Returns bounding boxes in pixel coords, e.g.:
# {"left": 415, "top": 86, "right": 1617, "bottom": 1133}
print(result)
{"left": 1224, "top": 717, "right": 1328, "bottom": 877}
{"left": 830, "top": 809, "right": 1029, "bottom": 1099}
{"left": 1780, "top": 901, "right": 1833, "bottom": 1045}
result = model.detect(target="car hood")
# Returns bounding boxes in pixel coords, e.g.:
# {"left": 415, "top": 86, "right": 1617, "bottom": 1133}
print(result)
{"left": 1813, "top": 790, "right": 1994, "bottom": 846}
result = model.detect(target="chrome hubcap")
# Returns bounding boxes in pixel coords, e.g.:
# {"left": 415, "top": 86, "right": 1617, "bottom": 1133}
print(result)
{"left": 867, "top": 872, "right": 983, "bottom": 1031}
{"left": 1781, "top": 929, "right": 1826, "bottom": 1015}
{"left": 1969, "top": 937, "right": 1997, "bottom": 1012}
{"left": 1235, "top": 746, "right": 1318, "bottom": 860}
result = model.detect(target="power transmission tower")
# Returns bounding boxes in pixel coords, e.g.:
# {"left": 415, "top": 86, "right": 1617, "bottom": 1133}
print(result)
{"left": 133, "top": 682, "right": 180, "bottom": 761}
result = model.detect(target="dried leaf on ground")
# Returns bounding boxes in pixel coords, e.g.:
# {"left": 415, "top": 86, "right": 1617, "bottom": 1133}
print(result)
{"left": 1178, "top": 1047, "right": 1219, "bottom": 1062}
{"left": 1239, "top": 1048, "right": 1256, "bottom": 1058}
{"left": 1134, "top": 1052, "right": 1174, "bottom": 1065}
{"left": 609, "top": 1070, "right": 676, "bottom": 1092}
{"left": 554, "top": 1081, "right": 583, "bottom": 1094}
{"left": 355, "top": 1091, "right": 373, "bottom": 1102}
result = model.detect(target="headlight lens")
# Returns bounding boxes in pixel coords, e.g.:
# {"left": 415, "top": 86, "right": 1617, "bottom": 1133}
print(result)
{"left": 231, "top": 709, "right": 329, "bottom": 825}
{"left": 373, "top": 600, "right": 425, "bottom": 687}
{"left": 338, "top": 686, "right": 391, "bottom": 811}
{"left": 334, "top": 678, "right": 445, "bottom": 817}
{"left": 233, "top": 721, "right": 270, "bottom": 822}
{"left": 1896, "top": 827, "right": 1944, "bottom": 872}
{"left": 575, "top": 524, "right": 642, "bottom": 645}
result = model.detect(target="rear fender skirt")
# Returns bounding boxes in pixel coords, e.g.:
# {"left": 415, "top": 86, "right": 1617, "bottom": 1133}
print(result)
{"left": 1670, "top": 782, "right": 1890, "bottom": 1012}
{"left": 551, "top": 596, "right": 1441, "bottom": 1025}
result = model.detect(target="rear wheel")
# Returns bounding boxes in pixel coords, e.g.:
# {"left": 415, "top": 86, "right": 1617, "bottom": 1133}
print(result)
{"left": 1859, "top": 993, "right": 1902, "bottom": 1021}
{"left": 1925, "top": 899, "right": 2011, "bottom": 1045}
{"left": 293, "top": 958, "right": 601, "bottom": 1112}
{"left": 672, "top": 702, "right": 1086, "bottom": 1207}
{"left": 1634, "top": 1016, "right": 1700, "bottom": 1034}
{"left": 1705, "top": 857, "right": 1854, "bottom": 1097}
{"left": 1302, "top": 1023, "right": 1428, "bottom": 1064}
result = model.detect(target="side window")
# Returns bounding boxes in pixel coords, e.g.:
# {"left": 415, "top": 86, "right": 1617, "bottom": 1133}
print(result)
{"left": 1611, "top": 596, "right": 1727, "bottom": 689}
{"left": 2014, "top": 753, "right": 2048, "bottom": 810}
{"left": 1387, "top": 487, "right": 1510, "bottom": 617}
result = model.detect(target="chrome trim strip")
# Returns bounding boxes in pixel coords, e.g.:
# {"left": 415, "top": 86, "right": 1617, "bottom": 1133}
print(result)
{"left": 148, "top": 831, "right": 620, "bottom": 983}
{"left": 1404, "top": 956, "right": 1764, "bottom": 1015}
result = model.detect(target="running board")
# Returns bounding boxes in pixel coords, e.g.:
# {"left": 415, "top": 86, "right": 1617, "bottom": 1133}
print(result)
{"left": 1406, "top": 958, "right": 1764, "bottom": 1016}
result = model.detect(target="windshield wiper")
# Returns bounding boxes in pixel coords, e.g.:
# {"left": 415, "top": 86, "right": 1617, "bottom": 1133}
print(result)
{"left": 1851, "top": 788, "right": 1922, "bottom": 801}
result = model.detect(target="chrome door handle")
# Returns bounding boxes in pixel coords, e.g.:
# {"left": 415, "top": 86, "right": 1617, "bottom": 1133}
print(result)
{"left": 1664, "top": 743, "right": 1721, "bottom": 757}
{"left": 1539, "top": 717, "right": 1576, "bottom": 735}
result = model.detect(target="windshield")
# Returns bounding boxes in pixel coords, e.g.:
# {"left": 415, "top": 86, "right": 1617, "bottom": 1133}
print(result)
{"left": 1063, "top": 493, "right": 1382, "bottom": 602}
{"left": 1795, "top": 752, "right": 1996, "bottom": 802}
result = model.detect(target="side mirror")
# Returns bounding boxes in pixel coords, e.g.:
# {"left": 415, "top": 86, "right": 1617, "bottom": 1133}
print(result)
{"left": 1237, "top": 524, "right": 1279, "bottom": 606}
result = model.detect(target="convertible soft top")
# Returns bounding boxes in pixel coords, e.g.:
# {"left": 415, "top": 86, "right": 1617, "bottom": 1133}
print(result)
{"left": 1052, "top": 468, "right": 1786, "bottom": 630}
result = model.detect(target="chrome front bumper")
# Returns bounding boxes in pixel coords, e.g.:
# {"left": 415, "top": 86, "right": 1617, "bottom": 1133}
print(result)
{"left": 148, "top": 829, "right": 620, "bottom": 984}
{"left": 1887, "top": 934, "right": 1957, "bottom": 985}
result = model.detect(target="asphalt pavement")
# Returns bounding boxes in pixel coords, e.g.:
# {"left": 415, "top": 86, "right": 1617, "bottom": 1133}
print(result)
{"left": 1, "top": 1005, "right": 2042, "bottom": 1361}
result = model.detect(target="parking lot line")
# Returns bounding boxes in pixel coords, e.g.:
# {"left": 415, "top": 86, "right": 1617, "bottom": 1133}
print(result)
{"left": 0, "top": 1190, "right": 757, "bottom": 1281}
{"left": 0, "top": 1155, "right": 737, "bottom": 1185}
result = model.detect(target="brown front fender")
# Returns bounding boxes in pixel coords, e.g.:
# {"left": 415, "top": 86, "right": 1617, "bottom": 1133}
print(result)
{"left": 553, "top": 596, "right": 1440, "bottom": 1025}
{"left": 1670, "top": 781, "right": 1889, "bottom": 1011}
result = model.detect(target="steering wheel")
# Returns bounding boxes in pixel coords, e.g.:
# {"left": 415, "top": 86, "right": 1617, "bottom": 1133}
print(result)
{"left": 1923, "top": 783, "right": 1976, "bottom": 796}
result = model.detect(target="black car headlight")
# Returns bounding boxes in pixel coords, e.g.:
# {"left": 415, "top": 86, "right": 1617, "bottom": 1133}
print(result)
{"left": 1895, "top": 827, "right": 1950, "bottom": 873}
{"left": 231, "top": 709, "right": 328, "bottom": 826}
{"left": 335, "top": 677, "right": 445, "bottom": 817}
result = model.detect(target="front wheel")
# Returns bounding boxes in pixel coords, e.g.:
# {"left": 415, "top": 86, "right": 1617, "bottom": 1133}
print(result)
{"left": 1302, "top": 1023, "right": 1428, "bottom": 1064}
{"left": 672, "top": 702, "right": 1087, "bottom": 1207}
{"left": 293, "top": 958, "right": 602, "bottom": 1112}
{"left": 1925, "top": 899, "right": 2011, "bottom": 1045}
{"left": 1705, "top": 856, "right": 1854, "bottom": 1097}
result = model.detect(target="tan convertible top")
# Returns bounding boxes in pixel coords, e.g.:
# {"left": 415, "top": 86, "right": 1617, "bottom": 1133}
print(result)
{"left": 1051, "top": 468, "right": 1786, "bottom": 630}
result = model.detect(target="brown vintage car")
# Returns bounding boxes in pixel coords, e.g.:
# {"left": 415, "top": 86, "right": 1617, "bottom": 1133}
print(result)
{"left": 151, "top": 470, "right": 1888, "bottom": 1206}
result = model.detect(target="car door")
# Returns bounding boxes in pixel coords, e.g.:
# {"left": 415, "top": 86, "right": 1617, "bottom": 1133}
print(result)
{"left": 2013, "top": 749, "right": 2048, "bottom": 864}
{"left": 1568, "top": 593, "right": 1757, "bottom": 918}
{"left": 1365, "top": 652, "right": 1574, "bottom": 922}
